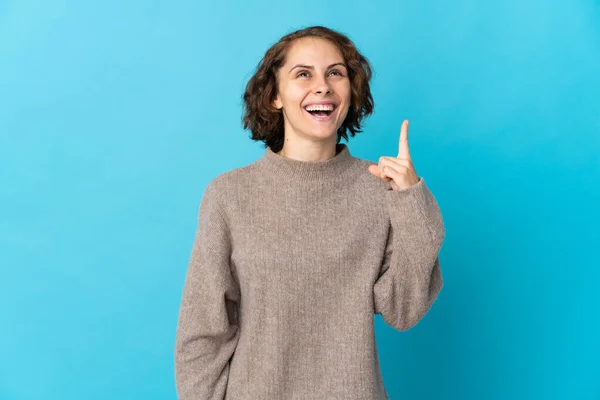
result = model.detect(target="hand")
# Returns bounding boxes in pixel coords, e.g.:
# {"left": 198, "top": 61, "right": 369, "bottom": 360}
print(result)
{"left": 367, "top": 120, "right": 420, "bottom": 191}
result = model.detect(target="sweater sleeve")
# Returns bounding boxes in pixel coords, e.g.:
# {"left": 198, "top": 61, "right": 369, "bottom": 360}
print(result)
{"left": 174, "top": 180, "right": 241, "bottom": 399}
{"left": 373, "top": 177, "right": 445, "bottom": 331}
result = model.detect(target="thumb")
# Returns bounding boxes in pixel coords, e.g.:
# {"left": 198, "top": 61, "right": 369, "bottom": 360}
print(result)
{"left": 368, "top": 164, "right": 380, "bottom": 177}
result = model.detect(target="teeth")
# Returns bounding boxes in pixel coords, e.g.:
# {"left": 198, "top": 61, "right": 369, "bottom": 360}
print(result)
{"left": 305, "top": 104, "right": 335, "bottom": 111}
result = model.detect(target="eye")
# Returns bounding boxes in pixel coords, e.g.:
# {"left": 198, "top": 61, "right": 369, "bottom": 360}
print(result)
{"left": 296, "top": 69, "right": 345, "bottom": 78}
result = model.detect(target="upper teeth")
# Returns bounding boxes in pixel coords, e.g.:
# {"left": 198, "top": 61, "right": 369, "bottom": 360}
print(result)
{"left": 305, "top": 104, "right": 335, "bottom": 111}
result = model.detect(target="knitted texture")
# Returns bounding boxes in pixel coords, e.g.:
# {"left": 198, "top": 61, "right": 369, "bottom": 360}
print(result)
{"left": 174, "top": 143, "right": 445, "bottom": 399}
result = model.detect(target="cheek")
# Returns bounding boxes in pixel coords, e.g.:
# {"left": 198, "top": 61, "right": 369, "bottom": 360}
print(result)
{"left": 341, "top": 82, "right": 352, "bottom": 103}
{"left": 338, "top": 106, "right": 350, "bottom": 121}
{"left": 283, "top": 84, "right": 308, "bottom": 104}
{"left": 333, "top": 82, "right": 352, "bottom": 108}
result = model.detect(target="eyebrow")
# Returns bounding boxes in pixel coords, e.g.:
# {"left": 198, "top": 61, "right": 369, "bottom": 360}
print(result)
{"left": 289, "top": 62, "right": 347, "bottom": 73}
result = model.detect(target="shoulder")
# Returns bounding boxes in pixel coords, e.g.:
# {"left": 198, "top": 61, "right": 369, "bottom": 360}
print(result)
{"left": 204, "top": 159, "right": 262, "bottom": 199}
{"left": 348, "top": 155, "right": 392, "bottom": 193}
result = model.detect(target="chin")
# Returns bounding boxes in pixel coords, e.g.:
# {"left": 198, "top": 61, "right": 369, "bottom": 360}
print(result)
{"left": 309, "top": 127, "right": 338, "bottom": 138}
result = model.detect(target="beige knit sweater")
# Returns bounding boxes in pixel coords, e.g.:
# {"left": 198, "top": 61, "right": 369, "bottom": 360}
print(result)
{"left": 174, "top": 143, "right": 445, "bottom": 399}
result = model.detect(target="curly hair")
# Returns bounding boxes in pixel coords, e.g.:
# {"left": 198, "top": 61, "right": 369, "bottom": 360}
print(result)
{"left": 241, "top": 25, "right": 374, "bottom": 153}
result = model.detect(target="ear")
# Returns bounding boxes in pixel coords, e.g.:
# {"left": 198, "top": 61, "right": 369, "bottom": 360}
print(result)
{"left": 272, "top": 94, "right": 282, "bottom": 110}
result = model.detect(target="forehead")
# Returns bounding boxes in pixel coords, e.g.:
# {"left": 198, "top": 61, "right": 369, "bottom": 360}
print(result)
{"left": 284, "top": 37, "right": 344, "bottom": 64}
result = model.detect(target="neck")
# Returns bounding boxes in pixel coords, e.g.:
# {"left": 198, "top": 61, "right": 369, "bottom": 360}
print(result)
{"left": 277, "top": 143, "right": 340, "bottom": 162}
{"left": 275, "top": 131, "right": 340, "bottom": 161}
{"left": 259, "top": 143, "right": 354, "bottom": 183}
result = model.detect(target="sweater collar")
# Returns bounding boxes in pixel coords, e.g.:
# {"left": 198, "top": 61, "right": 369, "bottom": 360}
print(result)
{"left": 258, "top": 143, "right": 354, "bottom": 182}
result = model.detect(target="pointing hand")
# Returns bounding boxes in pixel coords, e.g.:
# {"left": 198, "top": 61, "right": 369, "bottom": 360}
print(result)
{"left": 367, "top": 120, "right": 420, "bottom": 191}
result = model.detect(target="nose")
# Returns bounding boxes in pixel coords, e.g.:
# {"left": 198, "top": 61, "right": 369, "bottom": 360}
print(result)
{"left": 313, "top": 75, "right": 332, "bottom": 95}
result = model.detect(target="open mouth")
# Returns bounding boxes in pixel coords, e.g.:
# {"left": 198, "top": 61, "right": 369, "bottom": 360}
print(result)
{"left": 303, "top": 104, "right": 337, "bottom": 120}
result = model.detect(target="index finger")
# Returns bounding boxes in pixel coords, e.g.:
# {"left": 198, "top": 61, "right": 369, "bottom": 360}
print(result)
{"left": 398, "top": 120, "right": 411, "bottom": 159}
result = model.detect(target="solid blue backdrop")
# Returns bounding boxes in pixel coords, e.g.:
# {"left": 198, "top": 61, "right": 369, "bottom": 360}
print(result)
{"left": 1, "top": 0, "right": 598, "bottom": 399}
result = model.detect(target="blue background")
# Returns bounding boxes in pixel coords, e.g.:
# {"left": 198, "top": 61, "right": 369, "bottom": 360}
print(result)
{"left": 1, "top": 0, "right": 599, "bottom": 399}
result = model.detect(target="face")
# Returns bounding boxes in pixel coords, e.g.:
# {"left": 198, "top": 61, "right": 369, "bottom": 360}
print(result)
{"left": 273, "top": 37, "right": 351, "bottom": 142}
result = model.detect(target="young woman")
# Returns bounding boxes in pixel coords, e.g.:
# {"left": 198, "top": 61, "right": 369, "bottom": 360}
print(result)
{"left": 175, "top": 25, "right": 446, "bottom": 400}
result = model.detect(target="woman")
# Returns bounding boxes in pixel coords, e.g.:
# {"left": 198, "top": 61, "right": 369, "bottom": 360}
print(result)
{"left": 175, "top": 25, "right": 445, "bottom": 400}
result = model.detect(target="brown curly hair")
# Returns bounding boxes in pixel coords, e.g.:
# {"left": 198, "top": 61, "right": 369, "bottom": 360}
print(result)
{"left": 241, "top": 25, "right": 374, "bottom": 153}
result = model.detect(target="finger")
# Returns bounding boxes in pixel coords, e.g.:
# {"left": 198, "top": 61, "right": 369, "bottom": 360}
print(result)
{"left": 383, "top": 165, "right": 402, "bottom": 181}
{"left": 368, "top": 164, "right": 392, "bottom": 181}
{"left": 398, "top": 120, "right": 411, "bottom": 160}
{"left": 381, "top": 163, "right": 409, "bottom": 178}
{"left": 383, "top": 165, "right": 408, "bottom": 189}
{"left": 378, "top": 157, "right": 411, "bottom": 179}
{"left": 379, "top": 156, "right": 413, "bottom": 169}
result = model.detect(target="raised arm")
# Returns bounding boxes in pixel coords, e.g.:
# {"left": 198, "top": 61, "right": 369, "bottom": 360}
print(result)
{"left": 368, "top": 120, "right": 445, "bottom": 331}
{"left": 373, "top": 177, "right": 445, "bottom": 331}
